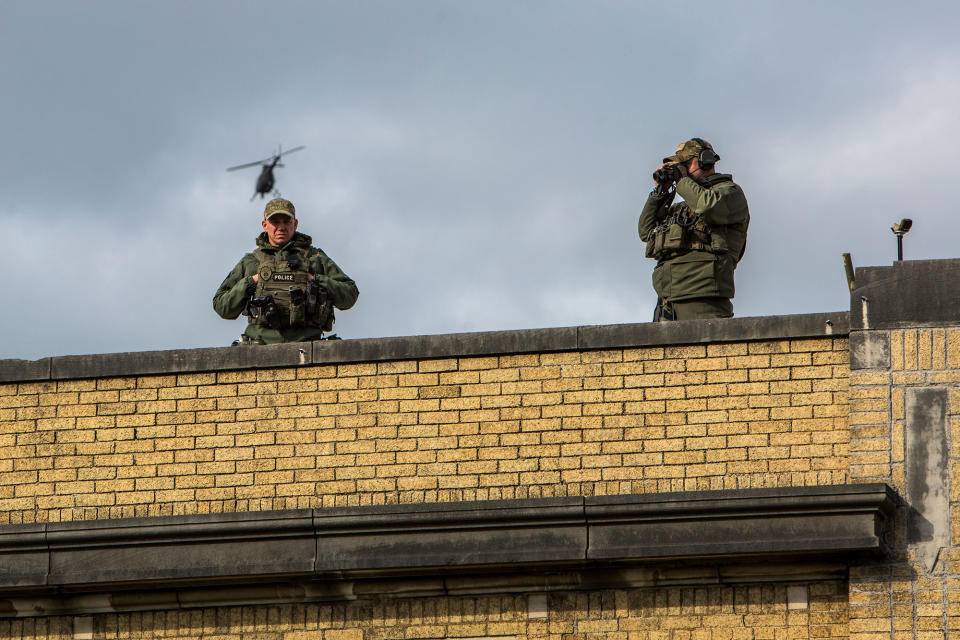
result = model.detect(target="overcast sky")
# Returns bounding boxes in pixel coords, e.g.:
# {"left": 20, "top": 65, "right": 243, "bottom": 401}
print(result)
{"left": 2, "top": 1, "right": 958, "bottom": 360}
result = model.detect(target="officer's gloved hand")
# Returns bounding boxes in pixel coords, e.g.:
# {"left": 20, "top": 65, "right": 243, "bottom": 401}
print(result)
{"left": 310, "top": 276, "right": 330, "bottom": 298}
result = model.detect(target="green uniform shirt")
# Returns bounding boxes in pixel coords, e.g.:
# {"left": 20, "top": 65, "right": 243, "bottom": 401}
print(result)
{"left": 213, "top": 232, "right": 359, "bottom": 343}
{"left": 638, "top": 173, "right": 749, "bottom": 302}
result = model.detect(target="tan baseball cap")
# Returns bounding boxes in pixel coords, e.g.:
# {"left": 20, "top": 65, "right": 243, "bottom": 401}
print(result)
{"left": 663, "top": 138, "right": 718, "bottom": 165}
{"left": 264, "top": 197, "right": 296, "bottom": 220}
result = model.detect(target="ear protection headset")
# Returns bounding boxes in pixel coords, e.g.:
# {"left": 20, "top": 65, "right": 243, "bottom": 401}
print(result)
{"left": 690, "top": 137, "right": 720, "bottom": 166}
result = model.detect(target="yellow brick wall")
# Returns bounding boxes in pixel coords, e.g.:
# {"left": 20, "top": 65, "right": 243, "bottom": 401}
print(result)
{"left": 847, "top": 327, "right": 960, "bottom": 640}
{"left": 0, "top": 337, "right": 850, "bottom": 524}
{"left": 0, "top": 582, "right": 848, "bottom": 640}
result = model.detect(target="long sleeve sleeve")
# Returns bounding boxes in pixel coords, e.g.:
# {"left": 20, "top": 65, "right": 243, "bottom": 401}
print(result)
{"left": 312, "top": 251, "right": 359, "bottom": 310}
{"left": 213, "top": 259, "right": 256, "bottom": 320}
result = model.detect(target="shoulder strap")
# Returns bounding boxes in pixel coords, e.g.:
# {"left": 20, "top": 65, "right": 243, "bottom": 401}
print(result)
{"left": 252, "top": 248, "right": 272, "bottom": 264}
{"left": 307, "top": 246, "right": 326, "bottom": 276}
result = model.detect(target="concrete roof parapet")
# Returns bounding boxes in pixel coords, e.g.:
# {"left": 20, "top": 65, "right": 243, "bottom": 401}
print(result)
{"left": 0, "top": 311, "right": 849, "bottom": 383}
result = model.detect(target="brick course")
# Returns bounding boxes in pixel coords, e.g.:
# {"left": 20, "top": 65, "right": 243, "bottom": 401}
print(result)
{"left": 0, "top": 337, "right": 850, "bottom": 524}
{"left": 0, "top": 582, "right": 848, "bottom": 640}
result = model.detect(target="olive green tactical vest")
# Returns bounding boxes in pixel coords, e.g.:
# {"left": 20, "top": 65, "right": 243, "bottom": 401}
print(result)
{"left": 249, "top": 247, "right": 333, "bottom": 331}
{"left": 645, "top": 202, "right": 747, "bottom": 263}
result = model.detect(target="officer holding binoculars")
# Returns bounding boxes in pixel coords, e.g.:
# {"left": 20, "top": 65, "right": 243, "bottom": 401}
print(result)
{"left": 637, "top": 138, "right": 750, "bottom": 322}
{"left": 213, "top": 197, "right": 359, "bottom": 344}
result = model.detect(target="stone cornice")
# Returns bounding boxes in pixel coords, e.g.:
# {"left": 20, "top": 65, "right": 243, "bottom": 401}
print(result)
{"left": 0, "top": 484, "right": 895, "bottom": 616}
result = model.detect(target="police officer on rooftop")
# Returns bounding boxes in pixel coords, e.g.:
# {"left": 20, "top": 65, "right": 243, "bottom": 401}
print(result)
{"left": 638, "top": 138, "right": 749, "bottom": 321}
{"left": 214, "top": 197, "right": 359, "bottom": 344}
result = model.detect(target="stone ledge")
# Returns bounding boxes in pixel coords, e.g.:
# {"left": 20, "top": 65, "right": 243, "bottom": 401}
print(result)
{"left": 577, "top": 312, "right": 846, "bottom": 352}
{"left": 585, "top": 484, "right": 896, "bottom": 560}
{"left": 0, "top": 312, "right": 848, "bottom": 383}
{"left": 0, "top": 483, "right": 895, "bottom": 617}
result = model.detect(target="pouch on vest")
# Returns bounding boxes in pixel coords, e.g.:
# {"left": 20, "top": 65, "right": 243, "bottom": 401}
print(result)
{"left": 645, "top": 232, "right": 664, "bottom": 259}
{"left": 647, "top": 223, "right": 689, "bottom": 260}
{"left": 709, "top": 231, "right": 729, "bottom": 254}
{"left": 306, "top": 281, "right": 334, "bottom": 331}
{"left": 288, "top": 285, "right": 306, "bottom": 326}
{"left": 664, "top": 223, "right": 685, "bottom": 251}
{"left": 249, "top": 249, "right": 314, "bottom": 329}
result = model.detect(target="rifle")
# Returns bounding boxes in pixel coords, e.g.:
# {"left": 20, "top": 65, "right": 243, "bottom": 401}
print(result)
{"left": 653, "top": 183, "right": 677, "bottom": 223}
{"left": 649, "top": 175, "right": 678, "bottom": 324}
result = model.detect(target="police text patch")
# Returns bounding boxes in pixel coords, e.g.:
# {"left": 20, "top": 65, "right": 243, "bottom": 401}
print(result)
{"left": 273, "top": 273, "right": 296, "bottom": 282}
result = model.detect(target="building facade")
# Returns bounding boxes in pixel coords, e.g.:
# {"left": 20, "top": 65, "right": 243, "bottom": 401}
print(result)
{"left": 0, "top": 259, "right": 957, "bottom": 639}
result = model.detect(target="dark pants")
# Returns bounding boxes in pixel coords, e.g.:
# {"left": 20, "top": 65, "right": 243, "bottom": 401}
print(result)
{"left": 657, "top": 297, "right": 733, "bottom": 322}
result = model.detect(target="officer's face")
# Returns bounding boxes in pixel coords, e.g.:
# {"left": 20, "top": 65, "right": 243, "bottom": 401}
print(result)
{"left": 262, "top": 214, "right": 298, "bottom": 246}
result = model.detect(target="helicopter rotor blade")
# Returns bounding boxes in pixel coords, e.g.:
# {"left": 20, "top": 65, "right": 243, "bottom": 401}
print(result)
{"left": 277, "top": 145, "right": 305, "bottom": 158}
{"left": 226, "top": 158, "right": 269, "bottom": 171}
{"left": 227, "top": 145, "right": 302, "bottom": 172}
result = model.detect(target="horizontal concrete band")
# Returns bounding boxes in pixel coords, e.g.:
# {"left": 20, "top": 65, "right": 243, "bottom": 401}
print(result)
{"left": 0, "top": 484, "right": 894, "bottom": 606}
{"left": 0, "top": 311, "right": 848, "bottom": 383}
{"left": 2, "top": 561, "right": 852, "bottom": 619}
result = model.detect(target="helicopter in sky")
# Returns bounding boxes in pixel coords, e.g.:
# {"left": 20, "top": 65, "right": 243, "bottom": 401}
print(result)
{"left": 226, "top": 144, "right": 305, "bottom": 200}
